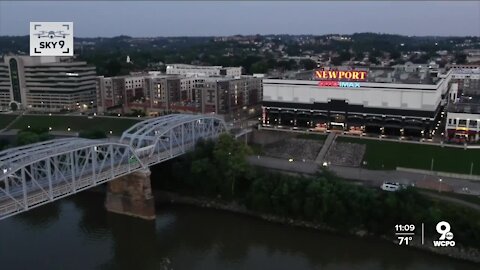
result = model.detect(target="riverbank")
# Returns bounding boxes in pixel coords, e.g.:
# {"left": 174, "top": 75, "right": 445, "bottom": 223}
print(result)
{"left": 153, "top": 190, "right": 480, "bottom": 264}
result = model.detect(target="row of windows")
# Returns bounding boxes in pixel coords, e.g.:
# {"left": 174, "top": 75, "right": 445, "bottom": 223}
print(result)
{"left": 448, "top": 118, "right": 479, "bottom": 127}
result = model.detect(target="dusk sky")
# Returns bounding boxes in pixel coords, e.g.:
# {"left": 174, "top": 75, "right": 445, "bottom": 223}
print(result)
{"left": 0, "top": 1, "right": 479, "bottom": 37}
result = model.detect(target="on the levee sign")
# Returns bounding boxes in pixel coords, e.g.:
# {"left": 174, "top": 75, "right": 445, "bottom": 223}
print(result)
{"left": 30, "top": 22, "right": 73, "bottom": 56}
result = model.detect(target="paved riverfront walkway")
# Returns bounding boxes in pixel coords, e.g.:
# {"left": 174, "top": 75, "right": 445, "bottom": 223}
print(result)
{"left": 248, "top": 155, "right": 480, "bottom": 197}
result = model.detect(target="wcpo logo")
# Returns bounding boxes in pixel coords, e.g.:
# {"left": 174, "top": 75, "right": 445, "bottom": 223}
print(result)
{"left": 433, "top": 221, "right": 455, "bottom": 247}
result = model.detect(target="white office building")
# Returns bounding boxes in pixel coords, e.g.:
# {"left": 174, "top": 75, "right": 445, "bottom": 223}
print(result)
{"left": 0, "top": 56, "right": 96, "bottom": 112}
{"left": 166, "top": 64, "right": 242, "bottom": 77}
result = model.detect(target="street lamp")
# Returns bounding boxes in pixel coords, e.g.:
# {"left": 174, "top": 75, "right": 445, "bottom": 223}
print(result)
{"left": 438, "top": 178, "right": 443, "bottom": 193}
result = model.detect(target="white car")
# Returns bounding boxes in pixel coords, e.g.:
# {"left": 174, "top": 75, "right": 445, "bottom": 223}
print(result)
{"left": 380, "top": 182, "right": 402, "bottom": 192}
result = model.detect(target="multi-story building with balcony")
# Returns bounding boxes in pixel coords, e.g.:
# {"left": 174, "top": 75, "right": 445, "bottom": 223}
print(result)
{"left": 445, "top": 99, "right": 480, "bottom": 143}
{"left": 96, "top": 73, "right": 262, "bottom": 120}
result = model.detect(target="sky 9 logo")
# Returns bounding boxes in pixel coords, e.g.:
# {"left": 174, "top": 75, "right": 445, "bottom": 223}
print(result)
{"left": 30, "top": 22, "right": 73, "bottom": 56}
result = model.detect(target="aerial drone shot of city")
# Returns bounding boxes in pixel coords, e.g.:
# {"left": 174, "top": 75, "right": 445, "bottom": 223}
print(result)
{"left": 0, "top": 1, "right": 480, "bottom": 269}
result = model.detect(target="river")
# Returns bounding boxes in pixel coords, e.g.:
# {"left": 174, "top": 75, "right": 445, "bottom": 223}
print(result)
{"left": 0, "top": 192, "right": 477, "bottom": 270}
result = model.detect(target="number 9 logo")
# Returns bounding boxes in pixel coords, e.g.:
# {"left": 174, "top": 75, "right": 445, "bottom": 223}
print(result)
{"left": 436, "top": 221, "right": 453, "bottom": 240}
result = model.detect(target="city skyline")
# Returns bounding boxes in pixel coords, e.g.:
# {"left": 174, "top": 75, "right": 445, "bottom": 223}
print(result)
{"left": 0, "top": 1, "right": 479, "bottom": 37}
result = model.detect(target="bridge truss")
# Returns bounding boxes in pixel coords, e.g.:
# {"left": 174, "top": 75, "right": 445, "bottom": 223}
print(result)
{"left": 0, "top": 114, "right": 227, "bottom": 220}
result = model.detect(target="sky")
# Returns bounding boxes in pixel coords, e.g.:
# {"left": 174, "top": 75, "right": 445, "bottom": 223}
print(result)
{"left": 0, "top": 1, "right": 479, "bottom": 37}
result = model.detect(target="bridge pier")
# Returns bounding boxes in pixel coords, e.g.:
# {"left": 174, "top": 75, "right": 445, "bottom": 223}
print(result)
{"left": 105, "top": 168, "right": 156, "bottom": 220}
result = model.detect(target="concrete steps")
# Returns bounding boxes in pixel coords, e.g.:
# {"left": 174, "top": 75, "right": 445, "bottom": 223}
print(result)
{"left": 315, "top": 132, "right": 337, "bottom": 164}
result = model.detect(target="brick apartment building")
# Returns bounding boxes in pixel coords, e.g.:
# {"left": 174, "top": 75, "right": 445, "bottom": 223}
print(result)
{"left": 96, "top": 73, "right": 262, "bottom": 120}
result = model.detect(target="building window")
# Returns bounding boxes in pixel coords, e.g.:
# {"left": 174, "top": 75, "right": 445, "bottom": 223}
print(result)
{"left": 9, "top": 58, "right": 22, "bottom": 104}
{"left": 448, "top": 119, "right": 452, "bottom": 125}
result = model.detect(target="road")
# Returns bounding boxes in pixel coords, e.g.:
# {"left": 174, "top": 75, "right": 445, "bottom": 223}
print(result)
{"left": 247, "top": 155, "right": 480, "bottom": 196}
{"left": 247, "top": 155, "right": 319, "bottom": 175}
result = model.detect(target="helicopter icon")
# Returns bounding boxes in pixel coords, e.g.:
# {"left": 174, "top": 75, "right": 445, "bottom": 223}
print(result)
{"left": 34, "top": 30, "right": 69, "bottom": 39}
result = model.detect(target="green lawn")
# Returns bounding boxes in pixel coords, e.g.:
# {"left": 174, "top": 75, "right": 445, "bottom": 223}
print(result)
{"left": 337, "top": 136, "right": 480, "bottom": 175}
{"left": 0, "top": 114, "right": 19, "bottom": 129}
{"left": 10, "top": 115, "right": 141, "bottom": 136}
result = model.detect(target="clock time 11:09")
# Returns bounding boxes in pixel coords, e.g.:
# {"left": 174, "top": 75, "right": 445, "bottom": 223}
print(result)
{"left": 395, "top": 224, "right": 415, "bottom": 231}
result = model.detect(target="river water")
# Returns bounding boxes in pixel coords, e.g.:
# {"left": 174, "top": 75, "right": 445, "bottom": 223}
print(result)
{"left": 0, "top": 192, "right": 477, "bottom": 270}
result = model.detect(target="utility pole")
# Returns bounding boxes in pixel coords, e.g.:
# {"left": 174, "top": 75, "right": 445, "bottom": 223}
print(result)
{"left": 431, "top": 158, "right": 434, "bottom": 172}
{"left": 470, "top": 162, "right": 474, "bottom": 175}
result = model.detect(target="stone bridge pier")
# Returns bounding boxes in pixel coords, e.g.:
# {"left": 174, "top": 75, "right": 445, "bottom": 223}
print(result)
{"left": 105, "top": 168, "right": 156, "bottom": 220}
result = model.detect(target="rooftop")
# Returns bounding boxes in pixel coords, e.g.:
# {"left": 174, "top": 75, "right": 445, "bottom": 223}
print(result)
{"left": 448, "top": 98, "right": 480, "bottom": 114}
{"left": 166, "top": 64, "right": 240, "bottom": 70}
{"left": 271, "top": 66, "right": 439, "bottom": 85}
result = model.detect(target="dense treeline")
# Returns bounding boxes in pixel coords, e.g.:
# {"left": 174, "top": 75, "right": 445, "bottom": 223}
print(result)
{"left": 152, "top": 134, "right": 480, "bottom": 249}
{"left": 16, "top": 127, "right": 53, "bottom": 146}
{"left": 78, "top": 129, "right": 107, "bottom": 139}
{"left": 1, "top": 33, "right": 478, "bottom": 76}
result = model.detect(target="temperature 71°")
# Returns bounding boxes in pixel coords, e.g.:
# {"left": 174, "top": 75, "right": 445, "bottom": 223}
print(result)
{"left": 398, "top": 236, "right": 413, "bottom": 245}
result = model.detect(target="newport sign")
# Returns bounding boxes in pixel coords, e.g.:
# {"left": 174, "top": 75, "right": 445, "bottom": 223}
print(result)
{"left": 314, "top": 70, "right": 368, "bottom": 88}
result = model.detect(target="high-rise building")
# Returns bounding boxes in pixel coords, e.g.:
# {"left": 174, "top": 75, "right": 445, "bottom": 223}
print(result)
{"left": 0, "top": 56, "right": 97, "bottom": 112}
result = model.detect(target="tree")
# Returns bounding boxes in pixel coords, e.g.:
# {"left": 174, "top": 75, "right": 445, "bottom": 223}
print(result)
{"left": 300, "top": 59, "right": 317, "bottom": 70}
{"left": 455, "top": 53, "right": 467, "bottom": 64}
{"left": 368, "top": 56, "right": 380, "bottom": 65}
{"left": 354, "top": 52, "right": 365, "bottom": 61}
{"left": 213, "top": 134, "right": 252, "bottom": 198}
{"left": 16, "top": 129, "right": 53, "bottom": 146}
{"left": 16, "top": 131, "right": 40, "bottom": 146}
{"left": 331, "top": 57, "right": 343, "bottom": 66}
{"left": 338, "top": 51, "right": 352, "bottom": 62}
{"left": 389, "top": 50, "right": 401, "bottom": 60}
{"left": 79, "top": 129, "right": 107, "bottom": 139}
{"left": 0, "top": 139, "right": 9, "bottom": 150}
{"left": 248, "top": 61, "right": 265, "bottom": 74}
